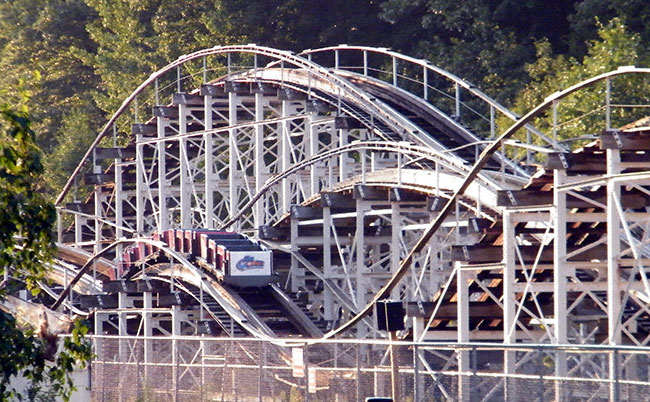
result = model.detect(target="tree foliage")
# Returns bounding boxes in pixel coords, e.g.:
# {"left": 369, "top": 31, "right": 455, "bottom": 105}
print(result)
{"left": 568, "top": 0, "right": 650, "bottom": 56}
{"left": 2, "top": 0, "right": 649, "bottom": 197}
{"left": 503, "top": 18, "right": 648, "bottom": 147}
{"left": 0, "top": 315, "right": 91, "bottom": 402}
{"left": 0, "top": 1, "right": 648, "bottom": 398}
{"left": 74, "top": 0, "right": 240, "bottom": 114}
{"left": 0, "top": 0, "right": 101, "bottom": 195}
{"left": 0, "top": 88, "right": 55, "bottom": 288}
{"left": 379, "top": 0, "right": 581, "bottom": 102}
{"left": 219, "top": 0, "right": 391, "bottom": 51}
{"left": 0, "top": 90, "right": 92, "bottom": 402}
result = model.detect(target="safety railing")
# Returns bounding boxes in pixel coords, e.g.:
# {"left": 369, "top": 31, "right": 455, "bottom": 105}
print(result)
{"left": 302, "top": 46, "right": 559, "bottom": 151}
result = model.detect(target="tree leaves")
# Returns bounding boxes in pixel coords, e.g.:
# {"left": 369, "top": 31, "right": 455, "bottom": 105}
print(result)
{"left": 0, "top": 101, "right": 53, "bottom": 289}
{"left": 0, "top": 95, "right": 91, "bottom": 402}
{"left": 504, "top": 18, "right": 647, "bottom": 148}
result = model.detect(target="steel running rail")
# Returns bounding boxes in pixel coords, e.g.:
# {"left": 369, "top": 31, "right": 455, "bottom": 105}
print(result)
{"left": 217, "top": 140, "right": 501, "bottom": 230}
{"left": 55, "top": 44, "right": 476, "bottom": 206}
{"left": 300, "top": 45, "right": 559, "bottom": 149}
{"left": 51, "top": 238, "right": 279, "bottom": 340}
{"left": 324, "top": 66, "right": 650, "bottom": 339}
{"left": 240, "top": 68, "right": 530, "bottom": 179}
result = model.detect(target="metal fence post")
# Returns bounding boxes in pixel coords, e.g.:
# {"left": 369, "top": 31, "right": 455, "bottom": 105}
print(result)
{"left": 136, "top": 355, "right": 140, "bottom": 402}
{"left": 219, "top": 340, "right": 225, "bottom": 401}
{"left": 356, "top": 344, "right": 362, "bottom": 402}
{"left": 259, "top": 340, "right": 264, "bottom": 401}
{"left": 177, "top": 65, "right": 182, "bottom": 93}
{"left": 390, "top": 332, "right": 400, "bottom": 401}
{"left": 611, "top": 349, "right": 620, "bottom": 402}
{"left": 100, "top": 343, "right": 105, "bottom": 402}
{"left": 537, "top": 348, "right": 544, "bottom": 402}
{"left": 304, "top": 344, "right": 310, "bottom": 402}
{"left": 175, "top": 337, "right": 179, "bottom": 402}
{"left": 334, "top": 342, "right": 338, "bottom": 369}
{"left": 471, "top": 346, "right": 477, "bottom": 401}
{"left": 414, "top": 344, "right": 420, "bottom": 402}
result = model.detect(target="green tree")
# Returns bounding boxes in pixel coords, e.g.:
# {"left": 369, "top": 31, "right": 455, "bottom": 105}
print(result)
{"left": 504, "top": 18, "right": 646, "bottom": 148}
{"left": 0, "top": 90, "right": 92, "bottom": 401}
{"left": 378, "top": 0, "right": 580, "bottom": 102}
{"left": 219, "top": 0, "right": 392, "bottom": 51}
{"left": 75, "top": 0, "right": 239, "bottom": 115}
{"left": 0, "top": 0, "right": 99, "bottom": 150}
{"left": 569, "top": 0, "right": 650, "bottom": 57}
{"left": 75, "top": 0, "right": 394, "bottom": 118}
{"left": 0, "top": 0, "right": 102, "bottom": 196}
{"left": 43, "top": 108, "right": 98, "bottom": 193}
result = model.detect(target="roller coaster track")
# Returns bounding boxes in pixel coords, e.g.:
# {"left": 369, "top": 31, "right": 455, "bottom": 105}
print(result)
{"left": 325, "top": 65, "right": 650, "bottom": 338}
{"left": 55, "top": 44, "right": 542, "bottom": 206}
{"left": 6, "top": 39, "right": 646, "bottom": 354}
{"left": 43, "top": 44, "right": 512, "bottom": 340}
{"left": 301, "top": 46, "right": 556, "bottom": 141}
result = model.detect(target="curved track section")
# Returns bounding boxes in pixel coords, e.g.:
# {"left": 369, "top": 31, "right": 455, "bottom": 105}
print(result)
{"left": 47, "top": 44, "right": 526, "bottom": 341}
{"left": 47, "top": 44, "right": 531, "bottom": 340}
{"left": 382, "top": 67, "right": 650, "bottom": 345}
{"left": 55, "top": 44, "right": 538, "bottom": 206}
{"left": 35, "top": 41, "right": 650, "bottom": 348}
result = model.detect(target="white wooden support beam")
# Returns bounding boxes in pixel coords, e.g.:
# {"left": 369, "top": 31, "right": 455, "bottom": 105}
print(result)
{"left": 503, "top": 210, "right": 516, "bottom": 344}
{"left": 157, "top": 116, "right": 169, "bottom": 231}
{"left": 204, "top": 94, "right": 214, "bottom": 228}
{"left": 309, "top": 112, "right": 319, "bottom": 196}
{"left": 339, "top": 128, "right": 348, "bottom": 181}
{"left": 607, "top": 148, "right": 622, "bottom": 401}
{"left": 179, "top": 103, "right": 191, "bottom": 228}
{"left": 281, "top": 100, "right": 292, "bottom": 215}
{"left": 171, "top": 305, "right": 180, "bottom": 402}
{"left": 553, "top": 169, "right": 568, "bottom": 344}
{"left": 391, "top": 204, "right": 401, "bottom": 300}
{"left": 502, "top": 209, "right": 516, "bottom": 399}
{"left": 553, "top": 169, "right": 568, "bottom": 402}
{"left": 457, "top": 264, "right": 470, "bottom": 401}
{"left": 355, "top": 198, "right": 370, "bottom": 338}
{"left": 74, "top": 214, "right": 85, "bottom": 246}
{"left": 457, "top": 263, "right": 470, "bottom": 343}
{"left": 429, "top": 237, "right": 441, "bottom": 300}
{"left": 135, "top": 133, "right": 145, "bottom": 233}
{"left": 254, "top": 92, "right": 265, "bottom": 227}
{"left": 118, "top": 292, "right": 129, "bottom": 360}
{"left": 607, "top": 148, "right": 622, "bottom": 345}
{"left": 94, "top": 186, "right": 102, "bottom": 255}
{"left": 228, "top": 92, "right": 238, "bottom": 226}
{"left": 323, "top": 205, "right": 334, "bottom": 321}
{"left": 92, "top": 145, "right": 103, "bottom": 254}
{"left": 290, "top": 212, "right": 304, "bottom": 293}
{"left": 114, "top": 157, "right": 124, "bottom": 259}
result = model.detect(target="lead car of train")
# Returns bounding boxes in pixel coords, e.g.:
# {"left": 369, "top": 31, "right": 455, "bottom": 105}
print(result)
{"left": 121, "top": 229, "right": 276, "bottom": 288}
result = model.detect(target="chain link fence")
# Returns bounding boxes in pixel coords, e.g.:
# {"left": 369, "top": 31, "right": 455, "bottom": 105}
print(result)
{"left": 88, "top": 335, "right": 650, "bottom": 401}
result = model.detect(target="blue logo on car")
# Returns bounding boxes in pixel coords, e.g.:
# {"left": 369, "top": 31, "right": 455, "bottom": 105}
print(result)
{"left": 235, "top": 255, "right": 265, "bottom": 271}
